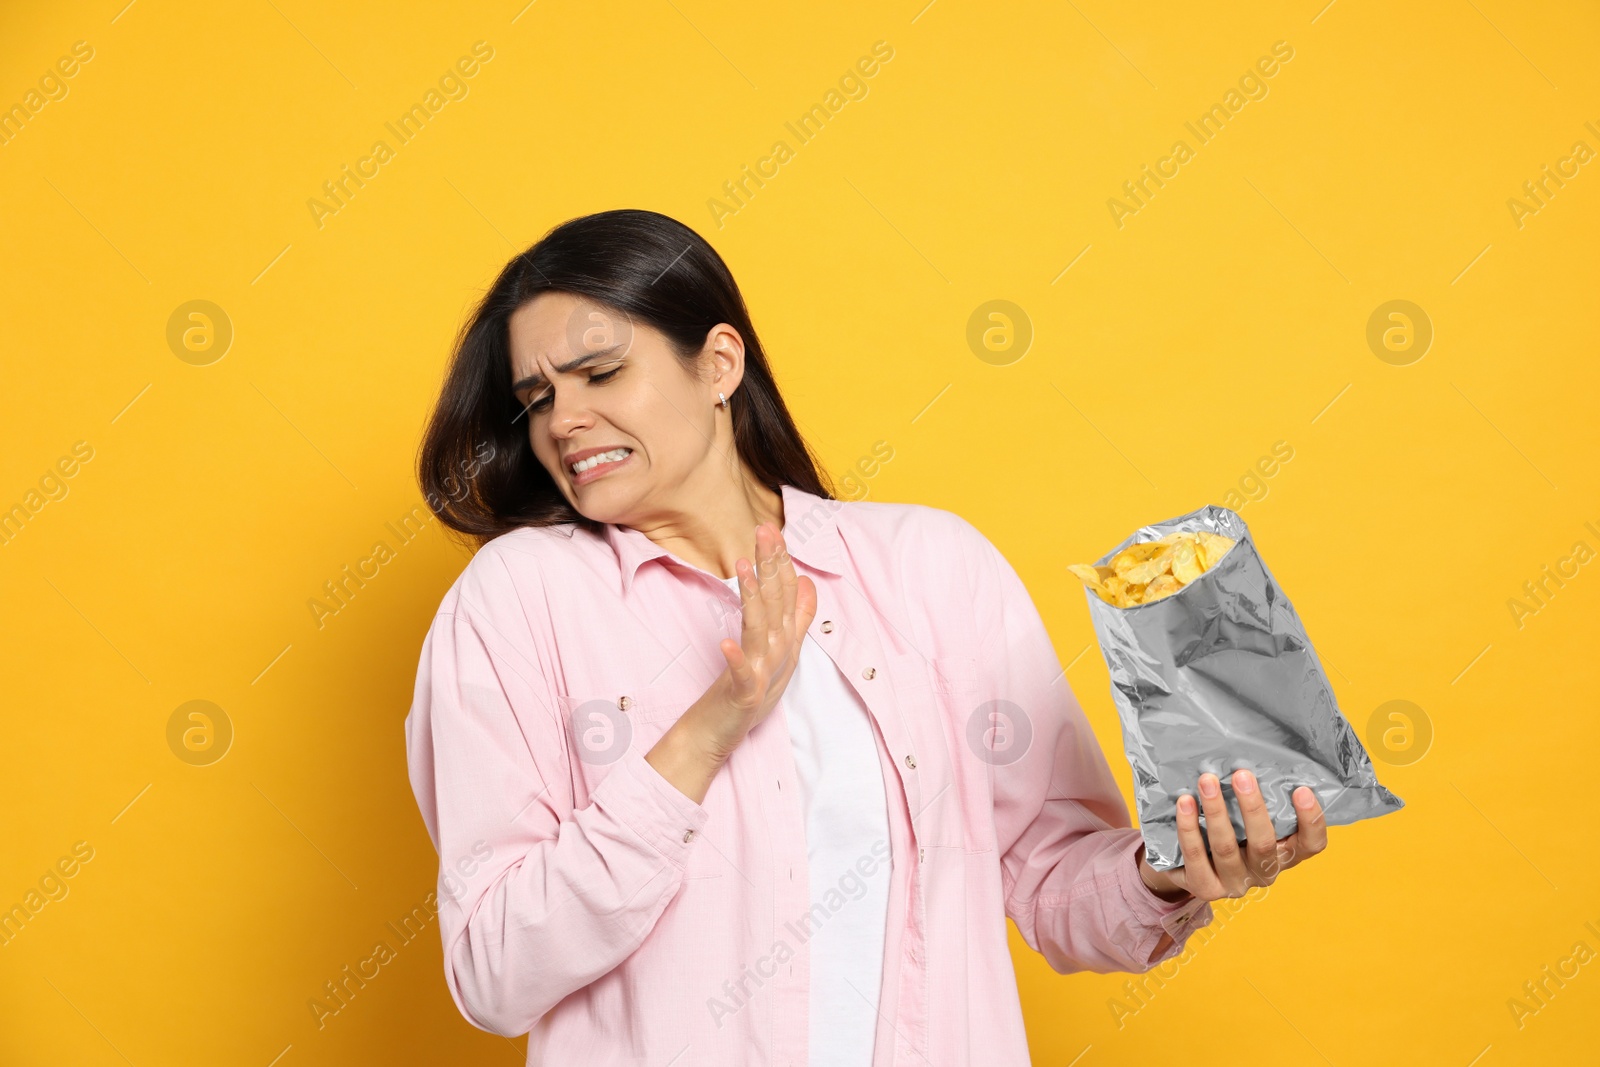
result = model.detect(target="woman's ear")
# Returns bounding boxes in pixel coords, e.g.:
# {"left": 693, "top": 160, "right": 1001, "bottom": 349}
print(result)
{"left": 706, "top": 324, "right": 745, "bottom": 396}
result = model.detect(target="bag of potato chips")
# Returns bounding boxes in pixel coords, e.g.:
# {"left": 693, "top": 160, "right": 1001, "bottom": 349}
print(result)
{"left": 1069, "top": 504, "right": 1403, "bottom": 871}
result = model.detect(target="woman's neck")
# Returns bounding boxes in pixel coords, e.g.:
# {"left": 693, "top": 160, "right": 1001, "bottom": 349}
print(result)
{"left": 626, "top": 471, "right": 784, "bottom": 580}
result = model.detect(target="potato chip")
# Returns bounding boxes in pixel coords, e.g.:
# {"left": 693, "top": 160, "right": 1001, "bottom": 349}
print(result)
{"left": 1067, "top": 563, "right": 1103, "bottom": 588}
{"left": 1067, "top": 563, "right": 1110, "bottom": 603}
{"left": 1097, "top": 574, "right": 1127, "bottom": 607}
{"left": 1196, "top": 532, "right": 1235, "bottom": 569}
{"left": 1121, "top": 548, "right": 1173, "bottom": 586}
{"left": 1109, "top": 542, "right": 1163, "bottom": 578}
{"left": 1142, "top": 574, "right": 1181, "bottom": 602}
{"left": 1069, "top": 525, "right": 1238, "bottom": 608}
{"left": 1169, "top": 538, "right": 1202, "bottom": 584}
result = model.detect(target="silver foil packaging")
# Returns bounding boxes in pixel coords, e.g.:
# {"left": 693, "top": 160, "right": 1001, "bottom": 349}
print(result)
{"left": 1081, "top": 504, "right": 1404, "bottom": 871}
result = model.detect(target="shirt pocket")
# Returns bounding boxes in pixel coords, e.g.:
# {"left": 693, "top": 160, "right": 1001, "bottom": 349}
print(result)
{"left": 889, "top": 651, "right": 996, "bottom": 855}
{"left": 556, "top": 673, "right": 705, "bottom": 773}
{"left": 560, "top": 679, "right": 727, "bottom": 882}
{"left": 624, "top": 676, "right": 709, "bottom": 724}
{"left": 625, "top": 678, "right": 729, "bottom": 881}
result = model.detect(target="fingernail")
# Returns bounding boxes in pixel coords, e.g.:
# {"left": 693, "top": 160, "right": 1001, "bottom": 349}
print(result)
{"left": 1235, "top": 770, "right": 1256, "bottom": 794}
{"left": 1295, "top": 787, "right": 1314, "bottom": 808}
{"left": 1199, "top": 774, "right": 1219, "bottom": 798}
{"left": 1179, "top": 795, "right": 1195, "bottom": 814}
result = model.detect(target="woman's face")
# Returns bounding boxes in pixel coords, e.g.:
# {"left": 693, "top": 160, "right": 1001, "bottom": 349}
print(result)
{"left": 508, "top": 291, "right": 738, "bottom": 525}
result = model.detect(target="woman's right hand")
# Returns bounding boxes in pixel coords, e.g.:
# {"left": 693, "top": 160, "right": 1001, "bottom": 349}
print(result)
{"left": 646, "top": 522, "right": 816, "bottom": 804}
{"left": 703, "top": 522, "right": 817, "bottom": 761}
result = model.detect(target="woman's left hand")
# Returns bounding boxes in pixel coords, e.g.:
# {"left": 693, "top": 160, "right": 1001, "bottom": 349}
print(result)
{"left": 1137, "top": 769, "right": 1328, "bottom": 903}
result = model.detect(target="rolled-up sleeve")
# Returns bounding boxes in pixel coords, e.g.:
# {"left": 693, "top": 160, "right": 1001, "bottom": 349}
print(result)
{"left": 404, "top": 562, "right": 710, "bottom": 1036}
{"left": 952, "top": 517, "right": 1213, "bottom": 973}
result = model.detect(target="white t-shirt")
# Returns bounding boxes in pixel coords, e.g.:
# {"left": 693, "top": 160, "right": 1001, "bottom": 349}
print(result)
{"left": 720, "top": 575, "right": 892, "bottom": 1067}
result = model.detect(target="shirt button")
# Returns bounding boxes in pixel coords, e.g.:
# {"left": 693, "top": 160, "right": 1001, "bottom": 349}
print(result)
{"left": 683, "top": 829, "right": 695, "bottom": 843}
{"left": 618, "top": 695, "right": 633, "bottom": 711}
{"left": 820, "top": 620, "right": 834, "bottom": 633}
{"left": 904, "top": 754, "right": 917, "bottom": 769}
{"left": 862, "top": 667, "right": 876, "bottom": 680}
{"left": 919, "top": 847, "right": 925, "bottom": 862}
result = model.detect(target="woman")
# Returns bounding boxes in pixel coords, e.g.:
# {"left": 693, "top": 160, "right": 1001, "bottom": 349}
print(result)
{"left": 404, "top": 209, "right": 1328, "bottom": 1065}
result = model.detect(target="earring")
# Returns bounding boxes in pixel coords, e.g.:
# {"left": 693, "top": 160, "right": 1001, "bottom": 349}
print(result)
{"left": 718, "top": 392, "right": 729, "bottom": 409}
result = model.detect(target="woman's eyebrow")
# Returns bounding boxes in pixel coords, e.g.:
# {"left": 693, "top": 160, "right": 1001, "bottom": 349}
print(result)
{"left": 511, "top": 343, "right": 627, "bottom": 393}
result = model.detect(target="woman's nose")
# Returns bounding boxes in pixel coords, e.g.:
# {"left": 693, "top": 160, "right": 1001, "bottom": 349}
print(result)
{"left": 547, "top": 384, "right": 594, "bottom": 434}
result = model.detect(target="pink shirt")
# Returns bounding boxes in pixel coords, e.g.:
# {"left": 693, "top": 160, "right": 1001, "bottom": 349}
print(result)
{"left": 404, "top": 483, "right": 1214, "bottom": 1065}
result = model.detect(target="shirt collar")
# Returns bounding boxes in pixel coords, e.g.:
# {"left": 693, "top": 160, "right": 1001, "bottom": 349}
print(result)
{"left": 603, "top": 483, "right": 846, "bottom": 596}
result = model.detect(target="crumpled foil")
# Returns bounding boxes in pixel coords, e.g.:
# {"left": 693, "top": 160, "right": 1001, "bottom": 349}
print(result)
{"left": 1083, "top": 504, "right": 1404, "bottom": 871}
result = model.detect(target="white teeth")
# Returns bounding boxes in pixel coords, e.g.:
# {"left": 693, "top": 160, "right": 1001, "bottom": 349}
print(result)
{"left": 572, "top": 448, "right": 631, "bottom": 474}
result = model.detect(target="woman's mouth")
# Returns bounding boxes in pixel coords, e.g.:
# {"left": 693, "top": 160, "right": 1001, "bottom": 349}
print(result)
{"left": 570, "top": 447, "right": 633, "bottom": 486}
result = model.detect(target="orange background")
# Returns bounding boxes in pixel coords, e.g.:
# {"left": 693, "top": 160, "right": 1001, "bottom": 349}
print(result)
{"left": 2, "top": 1, "right": 1597, "bottom": 1063}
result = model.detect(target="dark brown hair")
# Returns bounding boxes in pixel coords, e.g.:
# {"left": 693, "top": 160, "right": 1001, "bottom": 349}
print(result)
{"left": 417, "top": 209, "right": 833, "bottom": 549}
